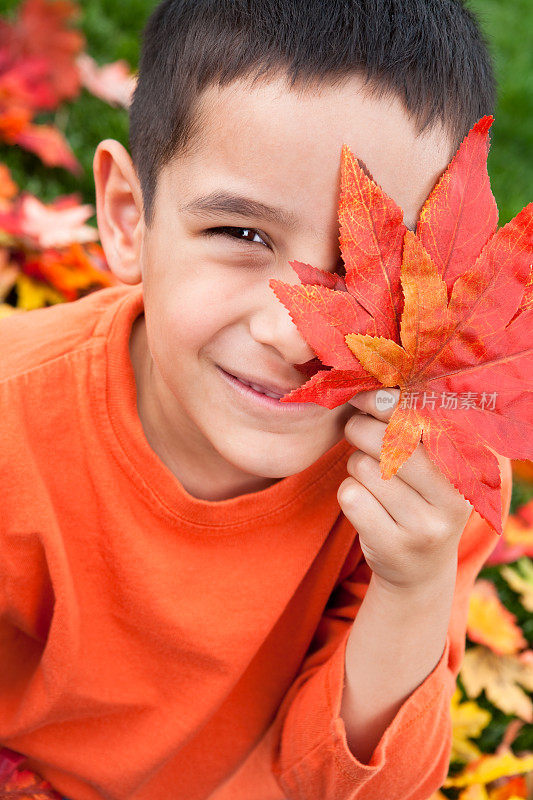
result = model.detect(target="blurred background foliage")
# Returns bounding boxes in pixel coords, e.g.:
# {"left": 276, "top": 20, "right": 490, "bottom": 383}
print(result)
{"left": 0, "top": 0, "right": 531, "bottom": 227}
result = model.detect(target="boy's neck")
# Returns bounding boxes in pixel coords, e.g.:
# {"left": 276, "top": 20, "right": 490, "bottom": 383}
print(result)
{"left": 128, "top": 313, "right": 282, "bottom": 502}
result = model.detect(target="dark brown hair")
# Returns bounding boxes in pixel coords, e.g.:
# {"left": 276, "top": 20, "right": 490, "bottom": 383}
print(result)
{"left": 128, "top": 0, "right": 496, "bottom": 226}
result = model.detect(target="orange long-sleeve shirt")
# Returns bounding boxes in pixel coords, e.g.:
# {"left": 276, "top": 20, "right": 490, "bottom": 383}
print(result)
{"left": 0, "top": 284, "right": 512, "bottom": 800}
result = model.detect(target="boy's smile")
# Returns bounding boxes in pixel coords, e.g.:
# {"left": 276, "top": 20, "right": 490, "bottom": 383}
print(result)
{"left": 95, "top": 73, "right": 454, "bottom": 501}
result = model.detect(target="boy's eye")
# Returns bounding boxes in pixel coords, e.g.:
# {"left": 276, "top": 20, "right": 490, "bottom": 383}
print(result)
{"left": 205, "top": 226, "right": 269, "bottom": 247}
{"left": 204, "top": 227, "right": 346, "bottom": 277}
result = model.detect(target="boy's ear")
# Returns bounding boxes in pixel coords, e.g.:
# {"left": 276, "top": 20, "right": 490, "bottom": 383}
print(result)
{"left": 93, "top": 139, "right": 144, "bottom": 285}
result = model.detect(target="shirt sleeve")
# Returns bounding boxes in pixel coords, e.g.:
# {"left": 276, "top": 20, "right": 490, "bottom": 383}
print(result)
{"left": 271, "top": 454, "right": 513, "bottom": 800}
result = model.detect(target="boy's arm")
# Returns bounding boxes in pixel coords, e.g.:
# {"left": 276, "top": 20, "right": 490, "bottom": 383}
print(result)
{"left": 271, "top": 454, "right": 512, "bottom": 800}
{"left": 339, "top": 557, "right": 457, "bottom": 765}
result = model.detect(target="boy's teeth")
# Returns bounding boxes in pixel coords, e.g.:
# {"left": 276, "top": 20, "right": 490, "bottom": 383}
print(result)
{"left": 247, "top": 381, "right": 282, "bottom": 399}
{"left": 234, "top": 373, "right": 283, "bottom": 399}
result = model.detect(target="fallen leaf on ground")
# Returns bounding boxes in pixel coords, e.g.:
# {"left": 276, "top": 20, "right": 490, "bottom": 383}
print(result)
{"left": 467, "top": 579, "right": 527, "bottom": 654}
{"left": 460, "top": 646, "right": 533, "bottom": 722}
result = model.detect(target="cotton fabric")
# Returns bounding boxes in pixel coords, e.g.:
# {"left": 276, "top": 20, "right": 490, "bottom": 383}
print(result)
{"left": 0, "top": 284, "right": 512, "bottom": 800}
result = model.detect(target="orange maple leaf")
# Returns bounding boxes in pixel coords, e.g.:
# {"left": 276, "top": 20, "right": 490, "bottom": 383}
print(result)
{"left": 342, "top": 217, "right": 533, "bottom": 535}
{"left": 271, "top": 117, "right": 533, "bottom": 535}
{"left": 489, "top": 776, "right": 529, "bottom": 800}
{"left": 23, "top": 241, "right": 116, "bottom": 301}
{"left": 270, "top": 118, "right": 502, "bottom": 405}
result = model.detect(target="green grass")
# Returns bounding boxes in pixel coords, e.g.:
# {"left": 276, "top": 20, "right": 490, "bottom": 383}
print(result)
{"left": 468, "top": 0, "right": 533, "bottom": 224}
{"left": 0, "top": 0, "right": 531, "bottom": 226}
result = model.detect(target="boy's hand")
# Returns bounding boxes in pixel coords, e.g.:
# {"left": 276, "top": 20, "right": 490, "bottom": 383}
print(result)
{"left": 339, "top": 389, "right": 473, "bottom": 592}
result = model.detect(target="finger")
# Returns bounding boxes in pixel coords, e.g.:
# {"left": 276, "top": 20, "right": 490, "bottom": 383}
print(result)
{"left": 344, "top": 412, "right": 462, "bottom": 507}
{"left": 346, "top": 449, "right": 431, "bottom": 529}
{"left": 349, "top": 388, "right": 400, "bottom": 422}
{"left": 337, "top": 474, "right": 397, "bottom": 538}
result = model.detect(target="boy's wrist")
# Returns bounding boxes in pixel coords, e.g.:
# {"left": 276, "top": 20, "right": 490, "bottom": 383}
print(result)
{"left": 367, "top": 549, "right": 459, "bottom": 599}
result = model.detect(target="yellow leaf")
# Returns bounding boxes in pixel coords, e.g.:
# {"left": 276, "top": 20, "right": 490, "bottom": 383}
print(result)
{"left": 450, "top": 686, "right": 492, "bottom": 763}
{"left": 460, "top": 646, "right": 533, "bottom": 722}
{"left": 500, "top": 559, "right": 533, "bottom": 613}
{"left": 444, "top": 749, "right": 533, "bottom": 788}
{"left": 344, "top": 333, "right": 410, "bottom": 385}
{"left": 458, "top": 786, "right": 490, "bottom": 800}
{"left": 16, "top": 273, "right": 65, "bottom": 311}
{"left": 467, "top": 580, "right": 527, "bottom": 655}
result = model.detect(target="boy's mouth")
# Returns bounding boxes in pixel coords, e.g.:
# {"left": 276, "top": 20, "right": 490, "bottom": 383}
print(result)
{"left": 220, "top": 367, "right": 297, "bottom": 399}
{"left": 216, "top": 366, "right": 316, "bottom": 412}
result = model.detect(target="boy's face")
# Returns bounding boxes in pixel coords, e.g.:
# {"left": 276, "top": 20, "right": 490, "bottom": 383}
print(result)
{"left": 99, "top": 74, "right": 454, "bottom": 499}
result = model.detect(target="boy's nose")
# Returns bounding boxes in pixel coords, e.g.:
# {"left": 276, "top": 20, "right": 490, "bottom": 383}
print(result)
{"left": 248, "top": 293, "right": 317, "bottom": 366}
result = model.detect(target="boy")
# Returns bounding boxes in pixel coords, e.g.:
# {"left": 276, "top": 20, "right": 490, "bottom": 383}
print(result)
{"left": 0, "top": 1, "right": 513, "bottom": 798}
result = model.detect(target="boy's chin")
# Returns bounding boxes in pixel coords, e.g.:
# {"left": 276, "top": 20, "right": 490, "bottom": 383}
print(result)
{"left": 221, "top": 435, "right": 344, "bottom": 480}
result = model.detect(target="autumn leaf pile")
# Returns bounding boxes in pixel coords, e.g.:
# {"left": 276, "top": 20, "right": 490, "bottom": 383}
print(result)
{"left": 0, "top": 1, "right": 532, "bottom": 798}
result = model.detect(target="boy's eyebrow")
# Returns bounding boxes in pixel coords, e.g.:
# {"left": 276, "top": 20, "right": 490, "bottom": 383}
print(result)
{"left": 180, "top": 191, "right": 299, "bottom": 230}
{"left": 180, "top": 188, "right": 416, "bottom": 233}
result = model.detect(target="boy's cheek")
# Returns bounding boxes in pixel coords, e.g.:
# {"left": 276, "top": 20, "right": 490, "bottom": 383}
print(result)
{"left": 147, "top": 295, "right": 221, "bottom": 351}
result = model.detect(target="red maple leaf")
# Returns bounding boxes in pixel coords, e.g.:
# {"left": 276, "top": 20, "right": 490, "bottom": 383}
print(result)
{"left": 0, "top": 59, "right": 58, "bottom": 114}
{"left": 10, "top": 122, "right": 81, "bottom": 173}
{"left": 270, "top": 117, "right": 533, "bottom": 535}
{"left": 0, "top": 0, "right": 84, "bottom": 108}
